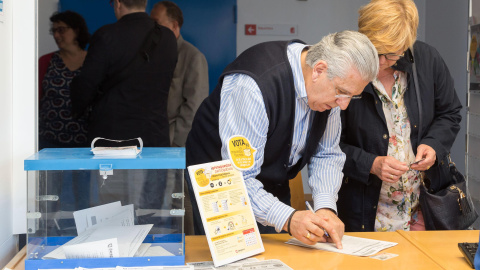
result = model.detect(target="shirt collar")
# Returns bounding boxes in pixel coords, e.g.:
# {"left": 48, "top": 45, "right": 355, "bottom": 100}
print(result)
{"left": 287, "top": 42, "right": 309, "bottom": 102}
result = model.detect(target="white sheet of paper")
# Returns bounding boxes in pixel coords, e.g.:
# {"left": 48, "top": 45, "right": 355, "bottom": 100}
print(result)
{"left": 285, "top": 235, "right": 397, "bottom": 257}
{"left": 63, "top": 238, "right": 120, "bottom": 259}
{"left": 73, "top": 201, "right": 122, "bottom": 234}
{"left": 187, "top": 258, "right": 259, "bottom": 270}
{"left": 44, "top": 224, "right": 153, "bottom": 259}
{"left": 115, "top": 266, "right": 193, "bottom": 270}
{"left": 134, "top": 243, "right": 152, "bottom": 257}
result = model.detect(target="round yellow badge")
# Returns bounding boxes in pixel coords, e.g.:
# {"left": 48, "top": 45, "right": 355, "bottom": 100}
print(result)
{"left": 194, "top": 168, "right": 209, "bottom": 187}
{"left": 227, "top": 136, "right": 257, "bottom": 170}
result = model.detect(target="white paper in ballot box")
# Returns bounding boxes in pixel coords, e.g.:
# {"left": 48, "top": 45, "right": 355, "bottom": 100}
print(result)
{"left": 63, "top": 238, "right": 120, "bottom": 259}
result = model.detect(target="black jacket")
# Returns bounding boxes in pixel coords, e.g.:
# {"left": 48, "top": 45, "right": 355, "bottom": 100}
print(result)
{"left": 71, "top": 12, "right": 177, "bottom": 147}
{"left": 338, "top": 41, "right": 462, "bottom": 232}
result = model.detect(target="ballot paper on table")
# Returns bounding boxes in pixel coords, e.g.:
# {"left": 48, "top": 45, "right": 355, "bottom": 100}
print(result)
{"left": 43, "top": 223, "right": 153, "bottom": 259}
{"left": 285, "top": 235, "right": 397, "bottom": 257}
{"left": 187, "top": 258, "right": 293, "bottom": 270}
{"left": 73, "top": 202, "right": 135, "bottom": 235}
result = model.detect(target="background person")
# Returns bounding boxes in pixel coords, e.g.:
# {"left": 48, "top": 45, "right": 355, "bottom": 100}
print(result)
{"left": 186, "top": 31, "right": 379, "bottom": 247}
{"left": 70, "top": 0, "right": 177, "bottom": 148}
{"left": 150, "top": 1, "right": 209, "bottom": 235}
{"left": 70, "top": 0, "right": 177, "bottom": 211}
{"left": 39, "top": 10, "right": 90, "bottom": 149}
{"left": 338, "top": 0, "right": 462, "bottom": 232}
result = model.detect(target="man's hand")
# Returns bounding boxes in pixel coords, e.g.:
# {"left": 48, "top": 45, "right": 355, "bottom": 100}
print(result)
{"left": 283, "top": 209, "right": 344, "bottom": 249}
{"left": 371, "top": 156, "right": 409, "bottom": 183}
{"left": 316, "top": 208, "right": 344, "bottom": 249}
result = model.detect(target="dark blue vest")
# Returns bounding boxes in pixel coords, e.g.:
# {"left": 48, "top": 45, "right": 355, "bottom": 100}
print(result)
{"left": 186, "top": 40, "right": 330, "bottom": 198}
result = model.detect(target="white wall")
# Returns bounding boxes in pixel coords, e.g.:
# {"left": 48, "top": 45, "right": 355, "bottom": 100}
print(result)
{"left": 237, "top": 0, "right": 426, "bottom": 55}
{"left": 38, "top": 0, "right": 59, "bottom": 57}
{"left": 10, "top": 0, "right": 37, "bottom": 238}
{"left": 424, "top": 0, "right": 468, "bottom": 173}
{"left": 0, "top": 0, "right": 24, "bottom": 267}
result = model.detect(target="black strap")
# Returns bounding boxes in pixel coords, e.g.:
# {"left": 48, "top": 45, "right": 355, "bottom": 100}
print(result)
{"left": 100, "top": 23, "right": 163, "bottom": 93}
{"left": 411, "top": 46, "right": 422, "bottom": 135}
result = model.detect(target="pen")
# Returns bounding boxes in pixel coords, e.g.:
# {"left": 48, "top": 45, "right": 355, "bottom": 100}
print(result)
{"left": 305, "top": 201, "right": 330, "bottom": 238}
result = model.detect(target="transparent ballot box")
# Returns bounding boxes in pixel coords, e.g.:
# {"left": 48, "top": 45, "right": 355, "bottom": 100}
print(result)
{"left": 24, "top": 148, "right": 185, "bottom": 269}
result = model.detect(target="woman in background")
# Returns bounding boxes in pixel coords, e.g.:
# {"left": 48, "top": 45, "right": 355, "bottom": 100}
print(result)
{"left": 338, "top": 0, "right": 462, "bottom": 232}
{"left": 39, "top": 10, "right": 90, "bottom": 149}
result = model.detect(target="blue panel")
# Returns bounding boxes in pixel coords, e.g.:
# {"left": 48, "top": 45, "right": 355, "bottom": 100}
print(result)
{"left": 24, "top": 148, "right": 185, "bottom": 171}
{"left": 60, "top": 0, "right": 237, "bottom": 94}
{"left": 149, "top": 0, "right": 238, "bottom": 93}
{"left": 25, "top": 235, "right": 185, "bottom": 269}
{"left": 59, "top": 0, "right": 117, "bottom": 35}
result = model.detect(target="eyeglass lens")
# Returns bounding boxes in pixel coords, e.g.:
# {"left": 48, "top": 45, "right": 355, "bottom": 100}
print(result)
{"left": 50, "top": 26, "right": 70, "bottom": 35}
{"left": 383, "top": 53, "right": 404, "bottom": 61}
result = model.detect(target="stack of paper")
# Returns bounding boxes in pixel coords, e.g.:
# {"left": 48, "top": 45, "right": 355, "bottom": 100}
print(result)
{"left": 90, "top": 137, "right": 143, "bottom": 157}
{"left": 91, "top": 146, "right": 141, "bottom": 157}
{"left": 43, "top": 202, "right": 161, "bottom": 260}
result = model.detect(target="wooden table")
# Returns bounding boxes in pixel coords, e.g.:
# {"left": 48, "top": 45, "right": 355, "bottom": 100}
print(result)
{"left": 6, "top": 231, "right": 478, "bottom": 270}
{"left": 187, "top": 232, "right": 443, "bottom": 269}
{"left": 398, "top": 230, "right": 479, "bottom": 270}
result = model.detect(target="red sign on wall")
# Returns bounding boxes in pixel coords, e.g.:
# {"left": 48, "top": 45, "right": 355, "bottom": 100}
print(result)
{"left": 245, "top": 24, "right": 256, "bottom": 35}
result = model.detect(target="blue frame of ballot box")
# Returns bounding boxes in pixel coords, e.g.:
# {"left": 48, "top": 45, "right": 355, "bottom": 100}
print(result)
{"left": 24, "top": 147, "right": 186, "bottom": 269}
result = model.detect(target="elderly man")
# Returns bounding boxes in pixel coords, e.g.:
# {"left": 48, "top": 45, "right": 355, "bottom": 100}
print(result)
{"left": 186, "top": 31, "right": 379, "bottom": 248}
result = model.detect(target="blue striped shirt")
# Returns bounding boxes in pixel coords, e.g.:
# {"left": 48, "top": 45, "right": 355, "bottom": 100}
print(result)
{"left": 219, "top": 42, "right": 345, "bottom": 232}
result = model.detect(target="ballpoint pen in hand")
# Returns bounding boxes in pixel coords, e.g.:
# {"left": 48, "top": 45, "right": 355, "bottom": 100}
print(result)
{"left": 305, "top": 201, "right": 330, "bottom": 238}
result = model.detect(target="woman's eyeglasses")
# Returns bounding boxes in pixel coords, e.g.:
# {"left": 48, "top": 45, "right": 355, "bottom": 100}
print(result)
{"left": 380, "top": 53, "right": 405, "bottom": 61}
{"left": 49, "top": 26, "right": 71, "bottom": 35}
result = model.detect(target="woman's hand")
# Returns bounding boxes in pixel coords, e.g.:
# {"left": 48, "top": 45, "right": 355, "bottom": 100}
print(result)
{"left": 371, "top": 156, "right": 409, "bottom": 183}
{"left": 410, "top": 144, "right": 436, "bottom": 171}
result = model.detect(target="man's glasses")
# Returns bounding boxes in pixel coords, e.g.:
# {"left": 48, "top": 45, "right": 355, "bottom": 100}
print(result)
{"left": 49, "top": 26, "right": 71, "bottom": 35}
{"left": 334, "top": 87, "right": 362, "bottom": 100}
{"left": 380, "top": 53, "right": 405, "bottom": 61}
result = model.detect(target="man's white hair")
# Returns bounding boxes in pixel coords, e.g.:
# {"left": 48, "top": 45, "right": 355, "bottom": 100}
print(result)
{"left": 305, "top": 30, "right": 379, "bottom": 82}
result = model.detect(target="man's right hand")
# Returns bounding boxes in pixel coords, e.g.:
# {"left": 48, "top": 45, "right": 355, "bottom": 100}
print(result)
{"left": 283, "top": 210, "right": 343, "bottom": 249}
{"left": 371, "top": 156, "right": 409, "bottom": 183}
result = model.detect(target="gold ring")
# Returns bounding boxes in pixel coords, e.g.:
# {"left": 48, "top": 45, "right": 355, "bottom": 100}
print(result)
{"left": 427, "top": 166, "right": 430, "bottom": 170}
{"left": 306, "top": 232, "right": 311, "bottom": 239}
{"left": 390, "top": 174, "right": 394, "bottom": 180}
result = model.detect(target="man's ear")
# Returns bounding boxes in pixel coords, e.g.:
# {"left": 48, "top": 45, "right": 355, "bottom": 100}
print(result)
{"left": 312, "top": 60, "right": 328, "bottom": 81}
{"left": 173, "top": 21, "right": 180, "bottom": 32}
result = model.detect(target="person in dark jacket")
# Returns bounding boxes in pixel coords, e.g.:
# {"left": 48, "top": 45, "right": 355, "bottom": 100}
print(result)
{"left": 186, "top": 31, "right": 379, "bottom": 247}
{"left": 69, "top": 0, "right": 177, "bottom": 212}
{"left": 338, "top": 0, "right": 462, "bottom": 232}
{"left": 70, "top": 0, "right": 177, "bottom": 147}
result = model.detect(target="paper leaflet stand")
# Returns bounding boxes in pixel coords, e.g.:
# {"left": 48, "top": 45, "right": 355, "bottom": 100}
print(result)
{"left": 187, "top": 160, "right": 264, "bottom": 267}
{"left": 24, "top": 147, "right": 185, "bottom": 269}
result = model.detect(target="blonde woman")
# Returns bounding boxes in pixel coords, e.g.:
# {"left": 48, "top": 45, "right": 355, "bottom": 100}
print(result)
{"left": 338, "top": 0, "right": 462, "bottom": 232}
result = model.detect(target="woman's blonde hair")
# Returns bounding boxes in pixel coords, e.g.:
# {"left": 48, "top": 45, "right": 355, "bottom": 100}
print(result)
{"left": 358, "top": 0, "right": 418, "bottom": 55}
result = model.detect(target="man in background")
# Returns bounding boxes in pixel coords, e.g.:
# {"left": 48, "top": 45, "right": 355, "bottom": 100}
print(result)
{"left": 151, "top": 1, "right": 209, "bottom": 235}
{"left": 150, "top": 1, "right": 209, "bottom": 147}
{"left": 71, "top": 0, "right": 177, "bottom": 147}
{"left": 70, "top": 0, "right": 177, "bottom": 211}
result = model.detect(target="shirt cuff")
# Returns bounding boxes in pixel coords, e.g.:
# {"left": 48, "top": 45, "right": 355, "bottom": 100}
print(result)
{"left": 266, "top": 200, "right": 295, "bottom": 233}
{"left": 313, "top": 193, "right": 337, "bottom": 214}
